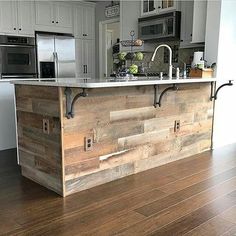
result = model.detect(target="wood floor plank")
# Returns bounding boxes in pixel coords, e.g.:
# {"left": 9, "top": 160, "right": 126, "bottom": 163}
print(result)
{"left": 10, "top": 189, "right": 164, "bottom": 235}
{"left": 1, "top": 144, "right": 236, "bottom": 236}
{"left": 0, "top": 214, "right": 22, "bottom": 235}
{"left": 219, "top": 204, "right": 236, "bottom": 224}
{"left": 148, "top": 191, "right": 236, "bottom": 236}
{"left": 221, "top": 226, "right": 236, "bottom": 236}
{"left": 136, "top": 167, "right": 236, "bottom": 217}
{"left": 80, "top": 211, "right": 146, "bottom": 236}
{"left": 159, "top": 158, "right": 236, "bottom": 194}
{"left": 183, "top": 215, "right": 235, "bottom": 236}
{"left": 116, "top": 178, "right": 236, "bottom": 235}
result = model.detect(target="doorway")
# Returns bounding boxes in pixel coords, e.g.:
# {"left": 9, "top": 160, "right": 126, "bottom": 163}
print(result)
{"left": 99, "top": 18, "right": 120, "bottom": 78}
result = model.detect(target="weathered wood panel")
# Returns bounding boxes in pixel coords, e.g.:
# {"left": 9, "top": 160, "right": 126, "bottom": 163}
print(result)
{"left": 62, "top": 83, "right": 214, "bottom": 195}
{"left": 15, "top": 85, "right": 60, "bottom": 117}
{"left": 15, "top": 83, "right": 214, "bottom": 196}
{"left": 65, "top": 162, "right": 135, "bottom": 195}
{"left": 15, "top": 85, "right": 63, "bottom": 196}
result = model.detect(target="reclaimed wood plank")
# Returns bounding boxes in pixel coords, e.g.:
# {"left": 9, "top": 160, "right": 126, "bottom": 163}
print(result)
{"left": 65, "top": 162, "right": 135, "bottom": 194}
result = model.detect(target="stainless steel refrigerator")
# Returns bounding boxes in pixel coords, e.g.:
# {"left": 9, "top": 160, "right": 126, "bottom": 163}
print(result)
{"left": 36, "top": 33, "right": 75, "bottom": 78}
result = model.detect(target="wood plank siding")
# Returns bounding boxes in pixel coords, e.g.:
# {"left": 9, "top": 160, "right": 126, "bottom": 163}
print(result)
{"left": 15, "top": 83, "right": 214, "bottom": 196}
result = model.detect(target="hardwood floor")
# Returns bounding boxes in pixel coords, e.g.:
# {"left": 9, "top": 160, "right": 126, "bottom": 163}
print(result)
{"left": 0, "top": 144, "right": 236, "bottom": 236}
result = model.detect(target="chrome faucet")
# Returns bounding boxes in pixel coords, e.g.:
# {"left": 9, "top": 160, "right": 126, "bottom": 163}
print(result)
{"left": 151, "top": 44, "right": 173, "bottom": 79}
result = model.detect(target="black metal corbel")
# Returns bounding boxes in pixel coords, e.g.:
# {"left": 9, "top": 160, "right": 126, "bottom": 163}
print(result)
{"left": 210, "top": 80, "right": 233, "bottom": 100}
{"left": 154, "top": 84, "right": 178, "bottom": 108}
{"left": 64, "top": 87, "right": 88, "bottom": 119}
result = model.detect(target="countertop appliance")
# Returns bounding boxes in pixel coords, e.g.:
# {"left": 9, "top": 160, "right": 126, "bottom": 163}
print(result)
{"left": 138, "top": 11, "right": 181, "bottom": 41}
{"left": 36, "top": 33, "right": 75, "bottom": 78}
{"left": 0, "top": 35, "right": 37, "bottom": 79}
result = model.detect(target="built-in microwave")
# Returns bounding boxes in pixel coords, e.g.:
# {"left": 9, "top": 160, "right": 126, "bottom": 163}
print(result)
{"left": 138, "top": 11, "right": 181, "bottom": 41}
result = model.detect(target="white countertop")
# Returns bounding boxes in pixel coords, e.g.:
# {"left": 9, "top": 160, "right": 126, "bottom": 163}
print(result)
{"left": 11, "top": 77, "right": 217, "bottom": 88}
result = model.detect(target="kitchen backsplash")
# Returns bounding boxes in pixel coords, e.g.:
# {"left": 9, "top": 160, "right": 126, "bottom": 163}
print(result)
{"left": 131, "top": 41, "right": 204, "bottom": 74}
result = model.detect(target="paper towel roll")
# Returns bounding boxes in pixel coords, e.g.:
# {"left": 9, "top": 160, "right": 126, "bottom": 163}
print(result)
{"left": 192, "top": 51, "right": 204, "bottom": 67}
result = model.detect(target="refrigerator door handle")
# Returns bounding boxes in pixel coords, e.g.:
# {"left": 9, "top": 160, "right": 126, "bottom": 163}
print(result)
{"left": 83, "top": 65, "right": 86, "bottom": 74}
{"left": 55, "top": 52, "right": 59, "bottom": 78}
{"left": 53, "top": 52, "right": 58, "bottom": 78}
{"left": 85, "top": 65, "right": 88, "bottom": 74}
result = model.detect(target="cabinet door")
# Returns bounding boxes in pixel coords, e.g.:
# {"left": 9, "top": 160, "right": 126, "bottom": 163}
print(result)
{"left": 54, "top": 2, "right": 72, "bottom": 29}
{"left": 141, "top": 0, "right": 156, "bottom": 16}
{"left": 74, "top": 6, "right": 83, "bottom": 38}
{"left": 83, "top": 40, "right": 95, "bottom": 77}
{"left": 35, "top": 1, "right": 54, "bottom": 27}
{"left": 191, "top": 0, "right": 207, "bottom": 43}
{"left": 75, "top": 38, "right": 84, "bottom": 76}
{"left": 157, "top": 0, "right": 177, "bottom": 13}
{"left": 75, "top": 39, "right": 95, "bottom": 78}
{"left": 0, "top": 1, "right": 17, "bottom": 34}
{"left": 83, "top": 6, "right": 95, "bottom": 39}
{"left": 74, "top": 5, "right": 95, "bottom": 39}
{"left": 17, "top": 1, "right": 34, "bottom": 36}
{"left": 180, "top": 0, "right": 194, "bottom": 48}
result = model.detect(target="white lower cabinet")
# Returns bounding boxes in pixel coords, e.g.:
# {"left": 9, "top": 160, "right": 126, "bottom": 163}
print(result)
{"left": 0, "top": 82, "right": 16, "bottom": 151}
{"left": 75, "top": 39, "right": 95, "bottom": 79}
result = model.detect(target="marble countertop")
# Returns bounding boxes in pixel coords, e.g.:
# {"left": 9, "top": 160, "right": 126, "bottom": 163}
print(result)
{"left": 11, "top": 77, "right": 217, "bottom": 88}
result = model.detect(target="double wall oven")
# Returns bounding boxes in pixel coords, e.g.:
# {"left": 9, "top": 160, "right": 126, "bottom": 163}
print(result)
{"left": 0, "top": 35, "right": 36, "bottom": 80}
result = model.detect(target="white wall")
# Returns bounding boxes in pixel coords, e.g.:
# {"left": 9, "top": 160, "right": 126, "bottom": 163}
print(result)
{"left": 205, "top": 0, "right": 236, "bottom": 148}
{"left": 120, "top": 0, "right": 142, "bottom": 52}
{"left": 0, "top": 82, "right": 16, "bottom": 151}
{"left": 95, "top": 1, "right": 120, "bottom": 77}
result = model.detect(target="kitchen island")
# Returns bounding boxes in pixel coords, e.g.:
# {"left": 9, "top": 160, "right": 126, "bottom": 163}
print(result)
{"left": 12, "top": 77, "right": 217, "bottom": 196}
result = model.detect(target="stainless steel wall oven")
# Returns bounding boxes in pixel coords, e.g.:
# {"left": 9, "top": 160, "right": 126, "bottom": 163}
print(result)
{"left": 0, "top": 35, "right": 36, "bottom": 79}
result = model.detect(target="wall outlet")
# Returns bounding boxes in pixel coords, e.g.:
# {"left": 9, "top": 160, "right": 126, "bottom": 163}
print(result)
{"left": 42, "top": 119, "right": 50, "bottom": 134}
{"left": 174, "top": 120, "right": 180, "bottom": 132}
{"left": 84, "top": 137, "right": 93, "bottom": 151}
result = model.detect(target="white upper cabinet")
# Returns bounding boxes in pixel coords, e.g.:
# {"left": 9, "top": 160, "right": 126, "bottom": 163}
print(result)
{"left": 191, "top": 0, "right": 207, "bottom": 43}
{"left": 141, "top": 0, "right": 156, "bottom": 16}
{"left": 74, "top": 4, "right": 95, "bottom": 39}
{"left": 157, "top": 0, "right": 178, "bottom": 13}
{"left": 17, "top": 1, "right": 35, "bottom": 36}
{"left": 0, "top": 1, "right": 34, "bottom": 36}
{"left": 35, "top": 1, "right": 54, "bottom": 27}
{"left": 180, "top": 0, "right": 194, "bottom": 48}
{"left": 0, "top": 1, "right": 17, "bottom": 34}
{"left": 54, "top": 2, "right": 73, "bottom": 29}
{"left": 141, "top": 0, "right": 179, "bottom": 16}
{"left": 35, "top": 1, "right": 73, "bottom": 34}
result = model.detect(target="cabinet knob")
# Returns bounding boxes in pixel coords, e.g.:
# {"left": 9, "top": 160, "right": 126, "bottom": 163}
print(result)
{"left": 52, "top": 21, "right": 54, "bottom": 23}
{"left": 13, "top": 28, "right": 16, "bottom": 30}
{"left": 83, "top": 34, "right": 88, "bottom": 36}
{"left": 56, "top": 21, "right": 58, "bottom": 24}
{"left": 158, "top": 6, "right": 161, "bottom": 9}
{"left": 19, "top": 28, "right": 21, "bottom": 31}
